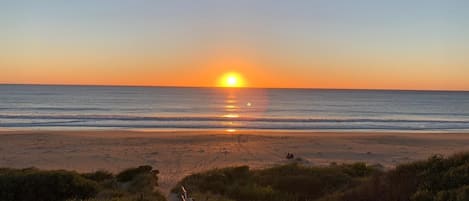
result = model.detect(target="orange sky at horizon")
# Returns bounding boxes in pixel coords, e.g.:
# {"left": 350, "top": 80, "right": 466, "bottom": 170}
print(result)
{"left": 2, "top": 1, "right": 469, "bottom": 91}
{"left": 2, "top": 46, "right": 467, "bottom": 91}
{"left": 2, "top": 65, "right": 467, "bottom": 91}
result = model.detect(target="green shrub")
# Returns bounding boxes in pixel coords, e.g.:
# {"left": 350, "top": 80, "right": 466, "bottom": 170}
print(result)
{"left": 0, "top": 166, "right": 165, "bottom": 201}
{"left": 174, "top": 152, "right": 469, "bottom": 201}
{"left": 173, "top": 162, "right": 378, "bottom": 201}
{"left": 411, "top": 190, "right": 433, "bottom": 201}
{"left": 0, "top": 168, "right": 99, "bottom": 201}
{"left": 82, "top": 170, "right": 114, "bottom": 182}
{"left": 340, "top": 151, "right": 469, "bottom": 201}
{"left": 116, "top": 166, "right": 156, "bottom": 183}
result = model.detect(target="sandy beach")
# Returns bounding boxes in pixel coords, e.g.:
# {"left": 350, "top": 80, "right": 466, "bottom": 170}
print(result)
{"left": 0, "top": 130, "right": 468, "bottom": 193}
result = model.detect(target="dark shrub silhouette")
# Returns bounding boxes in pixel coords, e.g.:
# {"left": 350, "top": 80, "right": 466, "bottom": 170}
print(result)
{"left": 173, "top": 152, "right": 469, "bottom": 201}
{"left": 81, "top": 170, "right": 113, "bottom": 182}
{"left": 0, "top": 168, "right": 99, "bottom": 201}
{"left": 173, "top": 162, "right": 379, "bottom": 201}
{"left": 0, "top": 165, "right": 165, "bottom": 201}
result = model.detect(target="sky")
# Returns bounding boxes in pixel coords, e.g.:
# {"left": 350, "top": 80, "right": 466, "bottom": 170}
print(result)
{"left": 1, "top": 0, "right": 468, "bottom": 90}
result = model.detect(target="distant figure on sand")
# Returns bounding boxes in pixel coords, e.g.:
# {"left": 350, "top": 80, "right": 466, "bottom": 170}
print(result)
{"left": 286, "top": 152, "right": 294, "bottom": 159}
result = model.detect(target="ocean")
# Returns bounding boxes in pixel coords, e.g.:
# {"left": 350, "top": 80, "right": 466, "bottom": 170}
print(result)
{"left": 1, "top": 84, "right": 469, "bottom": 132}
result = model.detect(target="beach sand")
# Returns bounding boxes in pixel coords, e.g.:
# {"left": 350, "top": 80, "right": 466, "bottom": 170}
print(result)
{"left": 0, "top": 130, "right": 468, "bottom": 193}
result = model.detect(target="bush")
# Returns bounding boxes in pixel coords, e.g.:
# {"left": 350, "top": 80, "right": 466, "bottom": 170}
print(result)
{"left": 174, "top": 152, "right": 469, "bottom": 201}
{"left": 340, "top": 151, "right": 469, "bottom": 201}
{"left": 82, "top": 170, "right": 114, "bottom": 182}
{"left": 0, "top": 168, "right": 99, "bottom": 201}
{"left": 0, "top": 166, "right": 165, "bottom": 201}
{"left": 173, "top": 162, "right": 379, "bottom": 201}
{"left": 116, "top": 165, "right": 156, "bottom": 183}
{"left": 411, "top": 190, "right": 433, "bottom": 201}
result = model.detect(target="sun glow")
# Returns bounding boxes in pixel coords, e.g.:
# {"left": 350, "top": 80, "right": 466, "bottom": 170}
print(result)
{"left": 218, "top": 72, "right": 246, "bottom": 88}
{"left": 222, "top": 114, "right": 240, "bottom": 118}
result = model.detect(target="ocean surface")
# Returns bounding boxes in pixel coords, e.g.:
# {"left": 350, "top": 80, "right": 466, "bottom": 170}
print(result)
{"left": 1, "top": 84, "right": 469, "bottom": 132}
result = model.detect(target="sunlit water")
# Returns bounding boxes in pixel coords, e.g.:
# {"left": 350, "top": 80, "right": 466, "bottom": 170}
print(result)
{"left": 1, "top": 84, "right": 469, "bottom": 132}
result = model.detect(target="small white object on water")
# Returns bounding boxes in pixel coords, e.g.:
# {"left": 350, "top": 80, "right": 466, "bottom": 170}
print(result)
{"left": 247, "top": 102, "right": 252, "bottom": 107}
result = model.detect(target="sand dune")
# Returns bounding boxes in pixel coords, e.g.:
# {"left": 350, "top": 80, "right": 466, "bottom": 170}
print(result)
{"left": 0, "top": 130, "right": 468, "bottom": 193}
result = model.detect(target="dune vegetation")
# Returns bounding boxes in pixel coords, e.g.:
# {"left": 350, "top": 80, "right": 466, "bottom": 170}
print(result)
{"left": 173, "top": 152, "right": 469, "bottom": 201}
{"left": 1, "top": 152, "right": 468, "bottom": 201}
{"left": 0, "top": 165, "right": 166, "bottom": 201}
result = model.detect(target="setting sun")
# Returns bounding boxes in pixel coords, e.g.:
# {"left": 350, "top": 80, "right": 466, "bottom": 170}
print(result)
{"left": 218, "top": 72, "right": 246, "bottom": 88}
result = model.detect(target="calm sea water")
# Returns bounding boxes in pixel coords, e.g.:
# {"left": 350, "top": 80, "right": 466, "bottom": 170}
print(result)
{"left": 1, "top": 84, "right": 469, "bottom": 132}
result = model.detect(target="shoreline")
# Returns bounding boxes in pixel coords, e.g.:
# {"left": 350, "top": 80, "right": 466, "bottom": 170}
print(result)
{"left": 1, "top": 130, "right": 468, "bottom": 193}
{"left": 2, "top": 129, "right": 469, "bottom": 136}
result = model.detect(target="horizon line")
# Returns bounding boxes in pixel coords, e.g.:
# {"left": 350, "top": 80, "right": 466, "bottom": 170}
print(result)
{"left": 1, "top": 82, "right": 468, "bottom": 92}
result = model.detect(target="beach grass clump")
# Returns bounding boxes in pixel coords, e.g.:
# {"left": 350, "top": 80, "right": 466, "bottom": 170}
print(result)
{"left": 0, "top": 166, "right": 166, "bottom": 201}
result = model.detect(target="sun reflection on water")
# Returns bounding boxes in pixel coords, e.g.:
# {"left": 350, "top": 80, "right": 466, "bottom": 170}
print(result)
{"left": 222, "top": 90, "right": 241, "bottom": 133}
{"left": 218, "top": 88, "right": 268, "bottom": 133}
{"left": 225, "top": 99, "right": 237, "bottom": 104}
{"left": 222, "top": 114, "right": 239, "bottom": 118}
